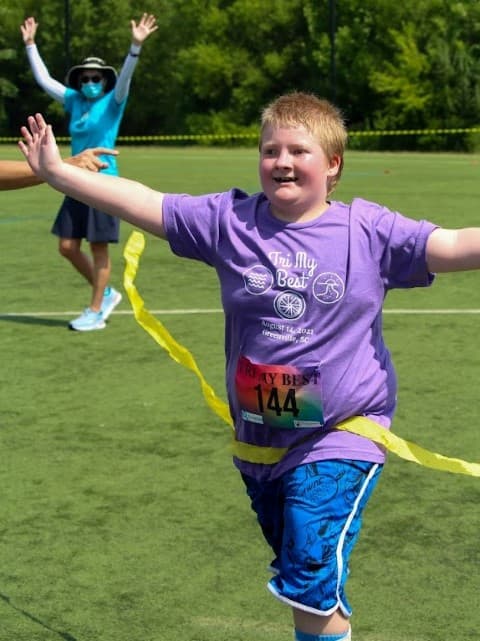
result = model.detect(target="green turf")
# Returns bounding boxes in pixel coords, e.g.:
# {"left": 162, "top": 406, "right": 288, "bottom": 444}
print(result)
{"left": 1, "top": 146, "right": 480, "bottom": 641}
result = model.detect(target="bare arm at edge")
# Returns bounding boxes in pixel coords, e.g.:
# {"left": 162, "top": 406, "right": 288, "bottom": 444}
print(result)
{"left": 0, "top": 148, "right": 119, "bottom": 191}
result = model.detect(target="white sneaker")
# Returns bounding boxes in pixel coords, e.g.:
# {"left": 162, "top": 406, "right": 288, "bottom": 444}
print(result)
{"left": 101, "top": 287, "right": 122, "bottom": 321}
{"left": 69, "top": 308, "right": 106, "bottom": 331}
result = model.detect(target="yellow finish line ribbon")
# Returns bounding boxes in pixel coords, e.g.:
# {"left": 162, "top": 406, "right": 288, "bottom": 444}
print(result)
{"left": 123, "top": 231, "right": 232, "bottom": 426}
{"left": 123, "top": 231, "right": 480, "bottom": 477}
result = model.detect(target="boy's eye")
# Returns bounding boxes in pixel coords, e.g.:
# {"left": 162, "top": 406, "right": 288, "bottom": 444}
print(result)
{"left": 261, "top": 147, "right": 309, "bottom": 157}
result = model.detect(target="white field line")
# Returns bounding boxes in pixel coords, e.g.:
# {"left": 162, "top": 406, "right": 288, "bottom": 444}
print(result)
{"left": 0, "top": 308, "right": 223, "bottom": 317}
{"left": 2, "top": 308, "right": 480, "bottom": 317}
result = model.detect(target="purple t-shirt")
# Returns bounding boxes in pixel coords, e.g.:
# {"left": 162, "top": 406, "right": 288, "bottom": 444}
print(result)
{"left": 163, "top": 189, "right": 437, "bottom": 481}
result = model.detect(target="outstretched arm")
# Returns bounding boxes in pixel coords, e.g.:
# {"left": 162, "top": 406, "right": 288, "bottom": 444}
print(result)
{"left": 0, "top": 148, "right": 118, "bottom": 191}
{"left": 19, "top": 114, "right": 166, "bottom": 238}
{"left": 427, "top": 227, "right": 480, "bottom": 272}
{"left": 21, "top": 17, "right": 66, "bottom": 102}
{"left": 115, "top": 13, "right": 158, "bottom": 103}
{"left": 0, "top": 160, "right": 43, "bottom": 190}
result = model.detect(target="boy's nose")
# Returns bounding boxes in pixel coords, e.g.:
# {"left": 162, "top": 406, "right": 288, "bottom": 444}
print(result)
{"left": 276, "top": 149, "right": 293, "bottom": 166}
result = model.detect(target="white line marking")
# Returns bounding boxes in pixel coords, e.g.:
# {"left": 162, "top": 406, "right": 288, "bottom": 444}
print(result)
{"left": 0, "top": 309, "right": 224, "bottom": 317}
{"left": 1, "top": 308, "right": 480, "bottom": 318}
{"left": 385, "top": 308, "right": 480, "bottom": 314}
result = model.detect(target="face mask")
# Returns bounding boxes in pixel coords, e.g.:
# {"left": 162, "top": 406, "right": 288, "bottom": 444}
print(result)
{"left": 81, "top": 82, "right": 104, "bottom": 100}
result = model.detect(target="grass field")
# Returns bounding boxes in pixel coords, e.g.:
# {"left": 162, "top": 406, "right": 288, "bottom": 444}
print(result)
{"left": 1, "top": 146, "right": 480, "bottom": 641}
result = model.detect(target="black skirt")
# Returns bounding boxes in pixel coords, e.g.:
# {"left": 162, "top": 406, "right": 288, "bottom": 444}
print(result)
{"left": 51, "top": 196, "right": 120, "bottom": 243}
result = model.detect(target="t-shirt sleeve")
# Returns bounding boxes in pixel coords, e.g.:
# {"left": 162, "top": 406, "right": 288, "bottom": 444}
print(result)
{"left": 355, "top": 198, "right": 438, "bottom": 289}
{"left": 162, "top": 191, "right": 227, "bottom": 265}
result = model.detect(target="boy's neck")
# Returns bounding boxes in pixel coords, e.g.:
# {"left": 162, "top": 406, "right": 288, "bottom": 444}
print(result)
{"left": 271, "top": 201, "right": 331, "bottom": 223}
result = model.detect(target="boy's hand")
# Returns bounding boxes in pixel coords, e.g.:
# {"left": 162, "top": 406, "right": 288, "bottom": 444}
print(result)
{"left": 18, "top": 113, "right": 63, "bottom": 179}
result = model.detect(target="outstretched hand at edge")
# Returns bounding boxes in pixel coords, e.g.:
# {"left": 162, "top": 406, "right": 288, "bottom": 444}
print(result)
{"left": 18, "top": 113, "right": 63, "bottom": 180}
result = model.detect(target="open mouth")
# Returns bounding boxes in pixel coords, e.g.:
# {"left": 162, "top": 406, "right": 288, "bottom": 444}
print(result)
{"left": 274, "top": 176, "right": 297, "bottom": 183}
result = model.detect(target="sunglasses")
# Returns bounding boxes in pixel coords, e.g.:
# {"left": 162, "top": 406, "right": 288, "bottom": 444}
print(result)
{"left": 80, "top": 74, "right": 103, "bottom": 84}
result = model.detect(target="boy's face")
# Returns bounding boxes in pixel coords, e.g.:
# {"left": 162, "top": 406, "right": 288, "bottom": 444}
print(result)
{"left": 259, "top": 124, "right": 340, "bottom": 222}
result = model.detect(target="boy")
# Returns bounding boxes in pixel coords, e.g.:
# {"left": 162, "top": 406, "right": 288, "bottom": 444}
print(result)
{"left": 18, "top": 95, "right": 480, "bottom": 641}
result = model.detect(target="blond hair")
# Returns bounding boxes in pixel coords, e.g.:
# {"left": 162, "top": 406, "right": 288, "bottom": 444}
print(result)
{"left": 260, "top": 92, "right": 347, "bottom": 195}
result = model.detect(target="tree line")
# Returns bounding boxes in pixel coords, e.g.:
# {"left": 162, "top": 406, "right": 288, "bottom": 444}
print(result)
{"left": 1, "top": 0, "right": 480, "bottom": 150}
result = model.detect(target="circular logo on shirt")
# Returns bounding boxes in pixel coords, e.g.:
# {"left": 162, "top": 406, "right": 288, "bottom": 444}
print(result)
{"left": 274, "top": 290, "right": 306, "bottom": 320}
{"left": 243, "top": 265, "right": 274, "bottom": 295}
{"left": 312, "top": 272, "right": 345, "bottom": 304}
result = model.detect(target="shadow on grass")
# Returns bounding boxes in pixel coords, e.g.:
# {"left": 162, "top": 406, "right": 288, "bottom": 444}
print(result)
{"left": 0, "top": 315, "right": 68, "bottom": 328}
{"left": 0, "top": 592, "right": 78, "bottom": 640}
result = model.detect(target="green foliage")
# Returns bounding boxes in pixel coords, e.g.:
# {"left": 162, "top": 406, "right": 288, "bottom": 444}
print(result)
{"left": 362, "top": 0, "right": 480, "bottom": 148}
{"left": 3, "top": 0, "right": 480, "bottom": 150}
{"left": 370, "top": 23, "right": 431, "bottom": 127}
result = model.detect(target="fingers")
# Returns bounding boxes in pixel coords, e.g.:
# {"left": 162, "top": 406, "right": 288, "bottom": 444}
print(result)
{"left": 43, "top": 122, "right": 56, "bottom": 146}
{"left": 134, "top": 13, "right": 157, "bottom": 31}
{"left": 78, "top": 157, "right": 107, "bottom": 171}
{"left": 91, "top": 160, "right": 109, "bottom": 170}
{"left": 18, "top": 116, "right": 39, "bottom": 161}
{"left": 18, "top": 140, "right": 28, "bottom": 158}
{"left": 90, "top": 147, "right": 119, "bottom": 157}
{"left": 142, "top": 13, "right": 157, "bottom": 26}
{"left": 20, "top": 16, "right": 38, "bottom": 41}
{"left": 34, "top": 112, "right": 47, "bottom": 128}
{"left": 68, "top": 147, "right": 117, "bottom": 172}
{"left": 19, "top": 113, "right": 51, "bottom": 147}
{"left": 28, "top": 113, "right": 41, "bottom": 133}
{"left": 80, "top": 153, "right": 108, "bottom": 171}
{"left": 20, "top": 116, "right": 40, "bottom": 146}
{"left": 18, "top": 113, "right": 60, "bottom": 179}
{"left": 20, "top": 124, "right": 33, "bottom": 144}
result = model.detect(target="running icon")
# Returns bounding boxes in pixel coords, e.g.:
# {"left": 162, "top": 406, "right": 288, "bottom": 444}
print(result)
{"left": 312, "top": 272, "right": 345, "bottom": 304}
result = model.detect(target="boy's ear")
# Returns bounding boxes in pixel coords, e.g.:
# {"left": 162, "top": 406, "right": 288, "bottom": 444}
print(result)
{"left": 327, "top": 155, "right": 342, "bottom": 176}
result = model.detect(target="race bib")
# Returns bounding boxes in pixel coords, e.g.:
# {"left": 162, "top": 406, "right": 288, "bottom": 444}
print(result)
{"left": 235, "top": 355, "right": 324, "bottom": 429}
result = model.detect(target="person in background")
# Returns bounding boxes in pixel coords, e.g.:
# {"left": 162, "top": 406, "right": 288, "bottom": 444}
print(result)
{"left": 21, "top": 93, "right": 480, "bottom": 641}
{"left": 20, "top": 13, "right": 157, "bottom": 331}
{"left": 0, "top": 147, "right": 117, "bottom": 190}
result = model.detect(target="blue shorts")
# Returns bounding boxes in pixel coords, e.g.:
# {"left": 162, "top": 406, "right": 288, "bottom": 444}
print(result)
{"left": 241, "top": 460, "right": 382, "bottom": 616}
{"left": 51, "top": 196, "right": 120, "bottom": 243}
